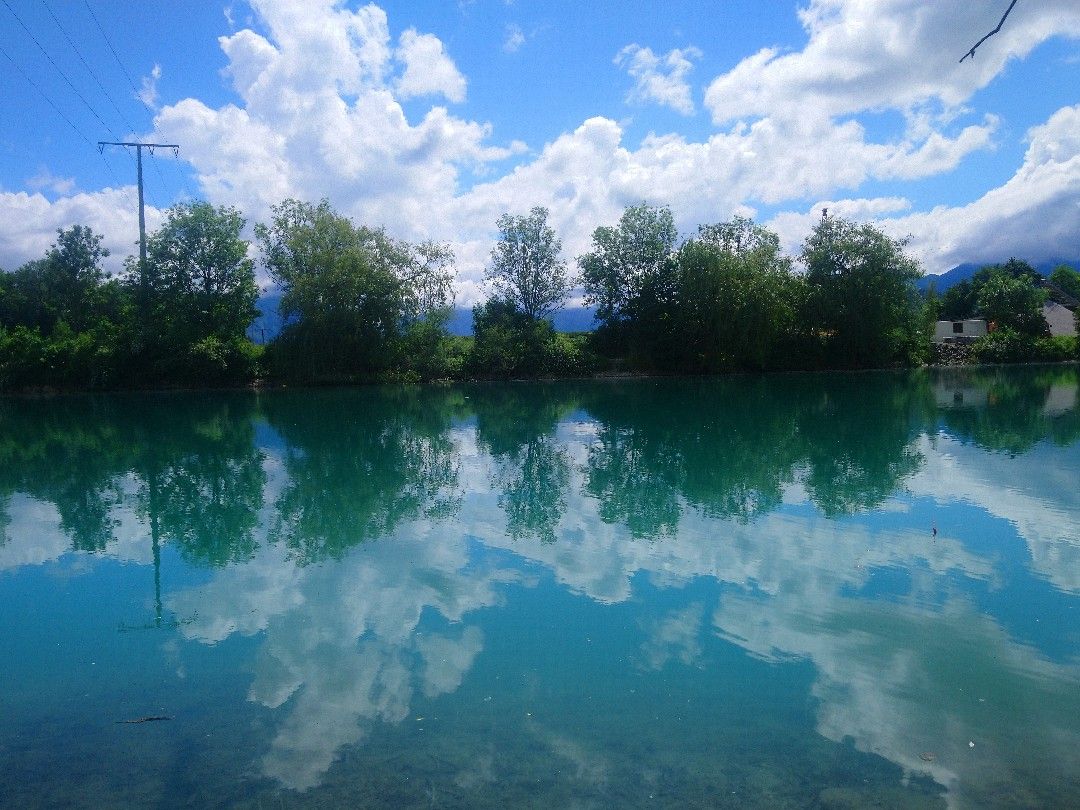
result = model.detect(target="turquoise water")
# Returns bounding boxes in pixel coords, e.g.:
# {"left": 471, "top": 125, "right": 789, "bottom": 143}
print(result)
{"left": 1, "top": 368, "right": 1078, "bottom": 808}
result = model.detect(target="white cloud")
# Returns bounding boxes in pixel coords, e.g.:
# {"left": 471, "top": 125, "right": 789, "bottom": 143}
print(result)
{"left": 0, "top": 187, "right": 154, "bottom": 274}
{"left": 2, "top": 0, "right": 1078, "bottom": 298}
{"left": 25, "top": 168, "right": 76, "bottom": 196}
{"left": 138, "top": 63, "right": 162, "bottom": 109}
{"left": 503, "top": 23, "right": 525, "bottom": 54}
{"left": 395, "top": 28, "right": 467, "bottom": 103}
{"left": 615, "top": 44, "right": 701, "bottom": 116}
{"left": 767, "top": 104, "right": 1080, "bottom": 273}
{"left": 703, "top": 0, "right": 1080, "bottom": 125}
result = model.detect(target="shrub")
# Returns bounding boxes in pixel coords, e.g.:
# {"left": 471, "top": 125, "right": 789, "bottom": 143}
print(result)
{"left": 974, "top": 329, "right": 1077, "bottom": 364}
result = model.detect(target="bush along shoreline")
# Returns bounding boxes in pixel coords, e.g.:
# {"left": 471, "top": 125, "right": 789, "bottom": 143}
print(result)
{"left": 2, "top": 200, "right": 1078, "bottom": 393}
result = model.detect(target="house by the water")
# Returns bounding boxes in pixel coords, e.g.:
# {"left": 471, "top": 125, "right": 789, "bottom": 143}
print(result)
{"left": 933, "top": 319, "right": 987, "bottom": 344}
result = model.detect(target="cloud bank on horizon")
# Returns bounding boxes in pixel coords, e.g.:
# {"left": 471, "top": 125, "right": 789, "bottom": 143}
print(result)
{"left": 1, "top": 0, "right": 1078, "bottom": 303}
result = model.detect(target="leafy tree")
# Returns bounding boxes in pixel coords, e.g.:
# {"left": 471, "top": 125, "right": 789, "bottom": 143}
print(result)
{"left": 673, "top": 217, "right": 802, "bottom": 371}
{"left": 131, "top": 202, "right": 260, "bottom": 382}
{"left": 1049, "top": 263, "right": 1080, "bottom": 302}
{"left": 143, "top": 202, "right": 258, "bottom": 344}
{"left": 940, "top": 279, "right": 977, "bottom": 320}
{"left": 486, "top": 206, "right": 570, "bottom": 321}
{"left": 801, "top": 215, "right": 923, "bottom": 368}
{"left": 0, "top": 226, "right": 111, "bottom": 334}
{"left": 976, "top": 271, "right": 1047, "bottom": 336}
{"left": 257, "top": 198, "right": 454, "bottom": 380}
{"left": 978, "top": 257, "right": 1042, "bottom": 285}
{"left": 468, "top": 296, "right": 595, "bottom": 378}
{"left": 579, "top": 203, "right": 678, "bottom": 349}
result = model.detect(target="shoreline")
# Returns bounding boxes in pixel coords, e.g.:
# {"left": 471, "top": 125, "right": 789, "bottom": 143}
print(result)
{"left": 3, "top": 359, "right": 1078, "bottom": 398}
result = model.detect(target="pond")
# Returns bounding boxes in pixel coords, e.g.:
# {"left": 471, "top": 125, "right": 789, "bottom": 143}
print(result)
{"left": 1, "top": 367, "right": 1078, "bottom": 808}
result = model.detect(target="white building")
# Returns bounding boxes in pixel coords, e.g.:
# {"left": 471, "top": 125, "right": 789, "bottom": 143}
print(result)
{"left": 933, "top": 319, "right": 988, "bottom": 344}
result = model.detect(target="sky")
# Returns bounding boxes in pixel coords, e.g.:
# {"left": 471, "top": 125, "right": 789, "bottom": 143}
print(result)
{"left": 1, "top": 0, "right": 1078, "bottom": 303}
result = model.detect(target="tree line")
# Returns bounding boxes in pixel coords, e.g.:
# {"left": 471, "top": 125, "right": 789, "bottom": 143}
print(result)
{"left": 1, "top": 199, "right": 1077, "bottom": 391}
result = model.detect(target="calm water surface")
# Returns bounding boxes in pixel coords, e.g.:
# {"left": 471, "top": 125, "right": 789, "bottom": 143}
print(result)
{"left": 1, "top": 368, "right": 1078, "bottom": 809}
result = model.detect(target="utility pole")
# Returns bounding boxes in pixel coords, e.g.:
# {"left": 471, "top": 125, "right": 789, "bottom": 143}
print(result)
{"left": 97, "top": 141, "right": 179, "bottom": 295}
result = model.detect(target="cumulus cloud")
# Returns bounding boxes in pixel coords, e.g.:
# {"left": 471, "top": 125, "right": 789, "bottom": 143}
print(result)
{"left": 26, "top": 168, "right": 77, "bottom": 196}
{"left": 2, "top": 0, "right": 1079, "bottom": 299}
{"left": 0, "top": 187, "right": 153, "bottom": 274}
{"left": 767, "top": 104, "right": 1080, "bottom": 272}
{"left": 703, "top": 0, "right": 1080, "bottom": 124}
{"left": 615, "top": 44, "right": 702, "bottom": 115}
{"left": 395, "top": 28, "right": 467, "bottom": 102}
{"left": 149, "top": 0, "right": 513, "bottom": 262}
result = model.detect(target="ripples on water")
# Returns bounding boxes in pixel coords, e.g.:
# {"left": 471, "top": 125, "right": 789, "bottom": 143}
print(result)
{"left": 1, "top": 367, "right": 1078, "bottom": 808}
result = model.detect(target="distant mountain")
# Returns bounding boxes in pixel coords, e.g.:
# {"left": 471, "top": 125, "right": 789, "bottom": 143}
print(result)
{"left": 444, "top": 306, "right": 597, "bottom": 336}
{"left": 248, "top": 290, "right": 597, "bottom": 343}
{"left": 248, "top": 290, "right": 285, "bottom": 343}
{"left": 918, "top": 259, "right": 1079, "bottom": 293}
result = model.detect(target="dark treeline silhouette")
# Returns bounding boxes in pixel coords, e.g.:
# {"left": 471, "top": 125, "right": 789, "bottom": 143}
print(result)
{"left": 2, "top": 201, "right": 1077, "bottom": 392}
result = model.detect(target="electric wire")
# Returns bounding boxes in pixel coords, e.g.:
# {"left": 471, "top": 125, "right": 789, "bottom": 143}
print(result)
{"left": 0, "top": 40, "right": 137, "bottom": 209}
{"left": 0, "top": 40, "right": 94, "bottom": 148}
{"left": 82, "top": 0, "right": 152, "bottom": 117}
{"left": 81, "top": 0, "right": 192, "bottom": 205}
{"left": 41, "top": 0, "right": 139, "bottom": 135}
{"left": 39, "top": 0, "right": 156, "bottom": 206}
{"left": 0, "top": 0, "right": 118, "bottom": 139}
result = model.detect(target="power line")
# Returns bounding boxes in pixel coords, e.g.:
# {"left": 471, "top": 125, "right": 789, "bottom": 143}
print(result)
{"left": 76, "top": 0, "right": 178, "bottom": 207}
{"left": 40, "top": 0, "right": 138, "bottom": 135}
{"left": 99, "top": 150, "right": 140, "bottom": 210}
{"left": 0, "top": 0, "right": 118, "bottom": 139}
{"left": 1, "top": 39, "right": 138, "bottom": 209}
{"left": 82, "top": 0, "right": 153, "bottom": 117}
{"left": 172, "top": 148, "right": 197, "bottom": 201}
{"left": 0, "top": 40, "right": 94, "bottom": 148}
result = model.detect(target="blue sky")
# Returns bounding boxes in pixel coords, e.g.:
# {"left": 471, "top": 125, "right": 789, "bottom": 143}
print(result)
{"left": 1, "top": 0, "right": 1078, "bottom": 301}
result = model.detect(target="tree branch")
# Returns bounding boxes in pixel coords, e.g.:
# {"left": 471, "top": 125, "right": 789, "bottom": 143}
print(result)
{"left": 960, "top": 0, "right": 1019, "bottom": 63}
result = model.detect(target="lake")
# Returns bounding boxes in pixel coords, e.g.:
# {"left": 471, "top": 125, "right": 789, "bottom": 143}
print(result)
{"left": 1, "top": 367, "right": 1078, "bottom": 809}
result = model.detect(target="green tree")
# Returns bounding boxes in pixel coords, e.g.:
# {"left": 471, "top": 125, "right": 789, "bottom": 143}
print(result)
{"left": 673, "top": 217, "right": 802, "bottom": 371}
{"left": 940, "top": 279, "right": 978, "bottom": 320}
{"left": 144, "top": 202, "right": 258, "bottom": 344}
{"left": 976, "top": 271, "right": 1047, "bottom": 336}
{"left": 0, "top": 226, "right": 133, "bottom": 390}
{"left": 133, "top": 202, "right": 260, "bottom": 382}
{"left": 579, "top": 203, "right": 678, "bottom": 350}
{"left": 1049, "top": 264, "right": 1080, "bottom": 302}
{"left": 257, "top": 198, "right": 454, "bottom": 380}
{"left": 468, "top": 296, "right": 595, "bottom": 378}
{"left": 1, "top": 226, "right": 111, "bottom": 334}
{"left": 486, "top": 206, "right": 570, "bottom": 321}
{"left": 801, "top": 215, "right": 923, "bottom": 368}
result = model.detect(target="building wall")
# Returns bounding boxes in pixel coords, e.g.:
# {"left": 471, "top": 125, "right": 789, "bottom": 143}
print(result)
{"left": 1043, "top": 302, "right": 1078, "bottom": 337}
{"left": 933, "top": 320, "right": 988, "bottom": 344}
